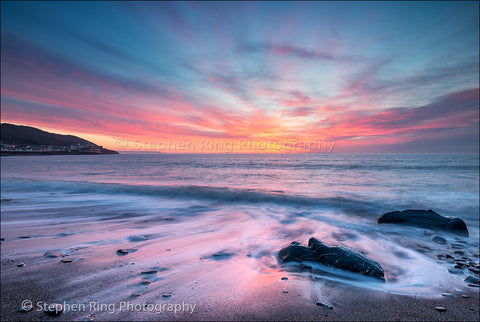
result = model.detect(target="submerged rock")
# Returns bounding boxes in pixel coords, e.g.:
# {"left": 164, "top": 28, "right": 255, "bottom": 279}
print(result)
{"left": 436, "top": 306, "right": 447, "bottom": 312}
{"left": 464, "top": 275, "right": 480, "bottom": 284}
{"left": 432, "top": 236, "right": 447, "bottom": 244}
{"left": 278, "top": 238, "right": 385, "bottom": 281}
{"left": 44, "top": 303, "right": 64, "bottom": 316}
{"left": 378, "top": 209, "right": 468, "bottom": 236}
{"left": 44, "top": 251, "right": 63, "bottom": 258}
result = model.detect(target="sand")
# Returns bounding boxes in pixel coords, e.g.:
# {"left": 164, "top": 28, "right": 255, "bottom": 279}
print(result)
{"left": 1, "top": 245, "right": 479, "bottom": 321}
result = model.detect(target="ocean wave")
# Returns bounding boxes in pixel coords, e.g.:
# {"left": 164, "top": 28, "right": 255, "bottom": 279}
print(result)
{"left": 1, "top": 178, "right": 380, "bottom": 213}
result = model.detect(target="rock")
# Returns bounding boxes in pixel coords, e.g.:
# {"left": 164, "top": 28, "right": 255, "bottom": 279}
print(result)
{"left": 130, "top": 293, "right": 142, "bottom": 298}
{"left": 18, "top": 236, "right": 32, "bottom": 239}
{"left": 468, "top": 267, "right": 480, "bottom": 274}
{"left": 281, "top": 277, "right": 289, "bottom": 280}
{"left": 467, "top": 283, "right": 480, "bottom": 287}
{"left": 44, "top": 303, "right": 64, "bottom": 316}
{"left": 162, "top": 294, "right": 172, "bottom": 298}
{"left": 451, "top": 243, "right": 464, "bottom": 249}
{"left": 0, "top": 238, "right": 5, "bottom": 241}
{"left": 139, "top": 279, "right": 152, "bottom": 285}
{"left": 454, "top": 251, "right": 465, "bottom": 256}
{"left": 141, "top": 269, "right": 158, "bottom": 274}
{"left": 435, "top": 306, "right": 447, "bottom": 312}
{"left": 315, "top": 301, "right": 333, "bottom": 309}
{"left": 442, "top": 293, "right": 454, "bottom": 297}
{"left": 17, "top": 263, "right": 25, "bottom": 267}
{"left": 309, "top": 238, "right": 385, "bottom": 280}
{"left": 116, "top": 249, "right": 137, "bottom": 255}
{"left": 17, "top": 303, "right": 33, "bottom": 312}
{"left": 437, "top": 254, "right": 445, "bottom": 260}
{"left": 462, "top": 294, "right": 471, "bottom": 298}
{"left": 61, "top": 259, "right": 73, "bottom": 263}
{"left": 432, "top": 236, "right": 447, "bottom": 244}
{"left": 464, "top": 276, "right": 480, "bottom": 284}
{"left": 278, "top": 242, "right": 319, "bottom": 262}
{"left": 445, "top": 254, "right": 454, "bottom": 259}
{"left": 279, "top": 238, "right": 385, "bottom": 281}
{"left": 454, "top": 264, "right": 465, "bottom": 269}
{"left": 448, "top": 268, "right": 463, "bottom": 274}
{"left": 44, "top": 251, "right": 63, "bottom": 258}
{"left": 283, "top": 291, "right": 288, "bottom": 293}
{"left": 377, "top": 210, "right": 468, "bottom": 236}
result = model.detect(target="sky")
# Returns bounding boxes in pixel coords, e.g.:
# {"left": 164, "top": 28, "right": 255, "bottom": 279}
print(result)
{"left": 1, "top": 1, "right": 479, "bottom": 153}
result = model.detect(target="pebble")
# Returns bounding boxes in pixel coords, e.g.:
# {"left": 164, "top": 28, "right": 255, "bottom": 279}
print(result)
{"left": 432, "top": 236, "right": 447, "bottom": 244}
{"left": 162, "top": 294, "right": 173, "bottom": 298}
{"left": 468, "top": 267, "right": 479, "bottom": 274}
{"left": 281, "top": 277, "right": 288, "bottom": 280}
{"left": 448, "top": 268, "right": 463, "bottom": 275}
{"left": 462, "top": 294, "right": 471, "bottom": 298}
{"left": 139, "top": 279, "right": 152, "bottom": 285}
{"left": 454, "top": 251, "right": 465, "bottom": 256}
{"left": 130, "top": 293, "right": 142, "bottom": 298}
{"left": 441, "top": 293, "right": 454, "bottom": 298}
{"left": 454, "top": 264, "right": 465, "bottom": 269}
{"left": 435, "top": 306, "right": 447, "bottom": 312}
{"left": 464, "top": 276, "right": 480, "bottom": 284}
{"left": 166, "top": 249, "right": 171, "bottom": 252}
{"left": 17, "top": 304, "right": 33, "bottom": 312}
{"left": 315, "top": 301, "right": 333, "bottom": 309}
{"left": 44, "top": 251, "right": 63, "bottom": 258}
{"left": 467, "top": 283, "right": 480, "bottom": 287}
{"left": 141, "top": 269, "right": 158, "bottom": 274}
{"left": 44, "top": 303, "right": 64, "bottom": 316}
{"left": 0, "top": 238, "right": 5, "bottom": 241}
{"left": 18, "top": 236, "right": 32, "bottom": 239}
{"left": 283, "top": 291, "right": 288, "bottom": 293}
{"left": 116, "top": 249, "right": 130, "bottom": 254}
{"left": 17, "top": 263, "right": 25, "bottom": 267}
{"left": 61, "top": 259, "right": 73, "bottom": 263}
{"left": 445, "top": 254, "right": 454, "bottom": 259}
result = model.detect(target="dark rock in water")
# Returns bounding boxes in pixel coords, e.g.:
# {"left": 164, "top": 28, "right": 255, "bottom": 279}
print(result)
{"left": 61, "top": 259, "right": 72, "bottom": 263}
{"left": 448, "top": 268, "right": 463, "bottom": 274}
{"left": 468, "top": 267, "right": 480, "bottom": 274}
{"left": 44, "top": 251, "right": 63, "bottom": 258}
{"left": 130, "top": 293, "right": 142, "bottom": 298}
{"left": 278, "top": 238, "right": 385, "bottom": 281}
{"left": 281, "top": 277, "right": 289, "bottom": 280}
{"left": 141, "top": 269, "right": 158, "bottom": 274}
{"left": 162, "top": 294, "right": 173, "bottom": 298}
{"left": 18, "top": 236, "right": 32, "bottom": 239}
{"left": 437, "top": 254, "right": 445, "bottom": 260}
{"left": 0, "top": 238, "right": 5, "bottom": 241}
{"left": 445, "top": 254, "right": 454, "bottom": 259}
{"left": 44, "top": 303, "right": 63, "bottom": 316}
{"left": 464, "top": 275, "right": 480, "bottom": 284}
{"left": 278, "top": 242, "right": 319, "bottom": 263}
{"left": 315, "top": 301, "right": 333, "bottom": 309}
{"left": 432, "top": 236, "right": 447, "bottom": 244}
{"left": 139, "top": 279, "right": 152, "bottom": 285}
{"left": 451, "top": 243, "right": 464, "bottom": 249}
{"left": 377, "top": 209, "right": 468, "bottom": 236}
{"left": 17, "top": 263, "right": 25, "bottom": 267}
{"left": 116, "top": 249, "right": 137, "bottom": 255}
{"left": 128, "top": 235, "right": 149, "bottom": 242}
{"left": 454, "top": 251, "right": 465, "bottom": 256}
{"left": 441, "top": 293, "right": 454, "bottom": 298}
{"left": 435, "top": 306, "right": 447, "bottom": 312}
{"left": 467, "top": 283, "right": 480, "bottom": 287}
{"left": 462, "top": 294, "right": 471, "bottom": 298}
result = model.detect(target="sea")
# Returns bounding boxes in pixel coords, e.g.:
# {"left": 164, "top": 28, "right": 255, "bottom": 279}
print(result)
{"left": 1, "top": 153, "right": 479, "bottom": 298}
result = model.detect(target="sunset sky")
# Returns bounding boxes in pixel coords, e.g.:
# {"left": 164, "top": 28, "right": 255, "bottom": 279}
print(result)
{"left": 1, "top": 1, "right": 479, "bottom": 153}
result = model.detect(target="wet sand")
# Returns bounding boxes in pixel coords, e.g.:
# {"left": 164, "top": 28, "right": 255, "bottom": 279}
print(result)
{"left": 1, "top": 240, "right": 478, "bottom": 321}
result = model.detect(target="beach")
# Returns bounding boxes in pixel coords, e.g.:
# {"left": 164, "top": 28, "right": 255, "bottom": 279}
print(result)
{"left": 1, "top": 154, "right": 479, "bottom": 321}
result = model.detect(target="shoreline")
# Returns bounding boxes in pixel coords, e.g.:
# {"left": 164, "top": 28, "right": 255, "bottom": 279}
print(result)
{"left": 1, "top": 239, "right": 479, "bottom": 321}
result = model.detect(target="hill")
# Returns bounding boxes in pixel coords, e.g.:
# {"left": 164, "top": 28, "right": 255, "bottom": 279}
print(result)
{"left": 0, "top": 123, "right": 118, "bottom": 154}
